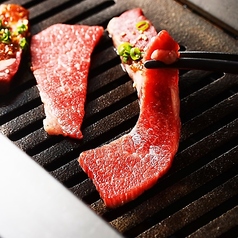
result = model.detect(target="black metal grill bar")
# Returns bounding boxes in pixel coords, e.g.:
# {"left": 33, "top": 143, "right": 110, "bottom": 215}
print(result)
{"left": 50, "top": 159, "right": 84, "bottom": 185}
{"left": 89, "top": 48, "right": 121, "bottom": 76}
{"left": 1, "top": 105, "right": 44, "bottom": 139}
{"left": 180, "top": 74, "right": 238, "bottom": 122}
{"left": 33, "top": 0, "right": 115, "bottom": 32}
{"left": 180, "top": 92, "right": 238, "bottom": 142}
{"left": 71, "top": 178, "right": 97, "bottom": 199}
{"left": 174, "top": 195, "right": 238, "bottom": 238}
{"left": 28, "top": 0, "right": 78, "bottom": 21}
{"left": 135, "top": 176, "right": 238, "bottom": 237}
{"left": 188, "top": 206, "right": 238, "bottom": 238}
{"left": 179, "top": 71, "right": 224, "bottom": 99}
{"left": 173, "top": 118, "right": 238, "bottom": 172}
{"left": 32, "top": 138, "right": 81, "bottom": 167}
{"left": 0, "top": 86, "right": 40, "bottom": 124}
{"left": 1, "top": 0, "right": 34, "bottom": 6}
{"left": 86, "top": 78, "right": 136, "bottom": 112}
{"left": 87, "top": 65, "right": 128, "bottom": 100}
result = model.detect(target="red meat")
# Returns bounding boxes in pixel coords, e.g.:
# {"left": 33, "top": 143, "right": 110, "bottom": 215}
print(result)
{"left": 0, "top": 4, "right": 29, "bottom": 94}
{"left": 31, "top": 24, "right": 103, "bottom": 139}
{"left": 107, "top": 8, "right": 158, "bottom": 97}
{"left": 78, "top": 9, "right": 180, "bottom": 207}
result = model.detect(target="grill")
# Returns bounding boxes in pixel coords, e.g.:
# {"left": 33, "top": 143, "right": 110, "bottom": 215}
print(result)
{"left": 1, "top": 0, "right": 238, "bottom": 237}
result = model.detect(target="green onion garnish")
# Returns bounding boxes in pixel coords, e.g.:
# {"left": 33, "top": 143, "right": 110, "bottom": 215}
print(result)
{"left": 136, "top": 20, "right": 149, "bottom": 32}
{"left": 19, "top": 37, "right": 28, "bottom": 49}
{"left": 117, "top": 42, "right": 132, "bottom": 56}
{"left": 117, "top": 42, "right": 142, "bottom": 62}
{"left": 17, "top": 24, "right": 28, "bottom": 34}
{"left": 0, "top": 19, "right": 28, "bottom": 50}
{"left": 0, "top": 28, "right": 11, "bottom": 43}
{"left": 117, "top": 42, "right": 132, "bottom": 63}
{"left": 130, "top": 47, "right": 141, "bottom": 60}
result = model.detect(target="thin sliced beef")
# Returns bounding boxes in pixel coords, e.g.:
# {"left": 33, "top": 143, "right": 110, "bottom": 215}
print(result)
{"left": 107, "top": 8, "right": 157, "bottom": 97}
{"left": 78, "top": 9, "right": 180, "bottom": 208}
{"left": 31, "top": 24, "right": 104, "bottom": 139}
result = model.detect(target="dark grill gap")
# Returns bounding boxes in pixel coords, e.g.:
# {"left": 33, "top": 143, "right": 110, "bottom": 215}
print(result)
{"left": 29, "top": 0, "right": 85, "bottom": 25}
{"left": 0, "top": 0, "right": 238, "bottom": 237}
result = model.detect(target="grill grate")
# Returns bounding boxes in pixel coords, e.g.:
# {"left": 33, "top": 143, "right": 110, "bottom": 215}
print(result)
{"left": 0, "top": 0, "right": 238, "bottom": 237}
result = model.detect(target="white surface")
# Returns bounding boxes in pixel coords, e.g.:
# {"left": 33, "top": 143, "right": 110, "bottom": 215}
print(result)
{"left": 0, "top": 133, "right": 122, "bottom": 238}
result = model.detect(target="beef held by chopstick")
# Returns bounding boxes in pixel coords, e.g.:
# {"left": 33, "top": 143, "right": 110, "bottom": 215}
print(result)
{"left": 0, "top": 4, "right": 29, "bottom": 94}
{"left": 31, "top": 24, "right": 103, "bottom": 139}
{"left": 107, "top": 8, "right": 158, "bottom": 97}
{"left": 78, "top": 8, "right": 180, "bottom": 208}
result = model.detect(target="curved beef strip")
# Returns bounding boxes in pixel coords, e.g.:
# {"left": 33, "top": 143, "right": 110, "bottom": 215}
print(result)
{"left": 78, "top": 9, "right": 180, "bottom": 208}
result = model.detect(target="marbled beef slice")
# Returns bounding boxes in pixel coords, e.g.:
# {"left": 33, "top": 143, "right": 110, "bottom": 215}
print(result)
{"left": 78, "top": 9, "right": 180, "bottom": 208}
{"left": 31, "top": 24, "right": 104, "bottom": 139}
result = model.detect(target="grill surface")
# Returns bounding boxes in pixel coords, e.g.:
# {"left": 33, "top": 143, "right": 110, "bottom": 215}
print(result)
{"left": 0, "top": 0, "right": 238, "bottom": 237}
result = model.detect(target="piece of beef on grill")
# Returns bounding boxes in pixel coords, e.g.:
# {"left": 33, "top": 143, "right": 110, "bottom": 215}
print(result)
{"left": 107, "top": 8, "right": 157, "bottom": 97}
{"left": 0, "top": 4, "right": 29, "bottom": 94}
{"left": 30, "top": 24, "right": 104, "bottom": 139}
{"left": 78, "top": 9, "right": 180, "bottom": 208}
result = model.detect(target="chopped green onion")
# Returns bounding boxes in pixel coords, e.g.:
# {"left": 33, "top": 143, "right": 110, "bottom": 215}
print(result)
{"left": 121, "top": 55, "right": 128, "bottom": 63}
{"left": 117, "top": 42, "right": 143, "bottom": 62}
{"left": 0, "top": 19, "right": 10, "bottom": 43}
{"left": 17, "top": 24, "right": 28, "bottom": 34}
{"left": 136, "top": 20, "right": 149, "bottom": 32}
{"left": 19, "top": 37, "right": 28, "bottom": 49}
{"left": 0, "top": 28, "right": 11, "bottom": 43}
{"left": 117, "top": 42, "right": 132, "bottom": 56}
{"left": 130, "top": 47, "right": 141, "bottom": 60}
{"left": 117, "top": 42, "right": 132, "bottom": 63}
{"left": 0, "top": 19, "right": 28, "bottom": 51}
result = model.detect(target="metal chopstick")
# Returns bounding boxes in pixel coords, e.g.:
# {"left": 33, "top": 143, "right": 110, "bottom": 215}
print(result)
{"left": 144, "top": 51, "right": 238, "bottom": 74}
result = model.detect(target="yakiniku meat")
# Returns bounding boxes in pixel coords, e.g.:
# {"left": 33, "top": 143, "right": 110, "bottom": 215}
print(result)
{"left": 78, "top": 9, "right": 180, "bottom": 208}
{"left": 31, "top": 24, "right": 104, "bottom": 139}
{"left": 0, "top": 4, "right": 29, "bottom": 94}
{"left": 107, "top": 8, "right": 157, "bottom": 97}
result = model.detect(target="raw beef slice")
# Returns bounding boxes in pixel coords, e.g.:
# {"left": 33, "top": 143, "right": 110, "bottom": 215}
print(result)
{"left": 78, "top": 9, "right": 180, "bottom": 208}
{"left": 31, "top": 24, "right": 104, "bottom": 139}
